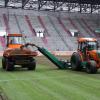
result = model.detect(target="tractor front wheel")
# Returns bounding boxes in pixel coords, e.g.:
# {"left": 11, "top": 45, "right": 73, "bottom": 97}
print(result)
{"left": 2, "top": 57, "right": 6, "bottom": 69}
{"left": 2, "top": 57, "right": 14, "bottom": 71}
{"left": 28, "top": 59, "right": 36, "bottom": 70}
{"left": 6, "top": 61, "right": 14, "bottom": 71}
{"left": 86, "top": 60, "right": 97, "bottom": 74}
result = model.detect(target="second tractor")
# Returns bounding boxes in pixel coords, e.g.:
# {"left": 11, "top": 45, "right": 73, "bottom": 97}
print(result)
{"left": 71, "top": 38, "right": 100, "bottom": 73}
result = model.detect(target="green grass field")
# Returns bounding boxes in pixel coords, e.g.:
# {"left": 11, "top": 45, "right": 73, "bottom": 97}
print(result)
{"left": 0, "top": 56, "right": 100, "bottom": 100}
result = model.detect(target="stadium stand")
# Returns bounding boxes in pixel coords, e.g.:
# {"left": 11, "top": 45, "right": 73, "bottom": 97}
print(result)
{"left": 0, "top": 36, "right": 5, "bottom": 50}
{"left": 57, "top": 17, "right": 72, "bottom": 36}
{"left": 47, "top": 16, "right": 70, "bottom": 50}
{"left": 14, "top": 14, "right": 22, "bottom": 34}
{"left": 25, "top": 15, "right": 36, "bottom": 36}
{"left": 16, "top": 15, "right": 33, "bottom": 37}
{"left": 81, "top": 18, "right": 95, "bottom": 37}
{"left": 3, "top": 14, "right": 10, "bottom": 34}
{"left": 0, "top": 8, "right": 99, "bottom": 51}
{"left": 24, "top": 15, "right": 48, "bottom": 48}
{"left": 81, "top": 17, "right": 97, "bottom": 37}
{"left": 75, "top": 16, "right": 89, "bottom": 37}
{"left": 37, "top": 16, "right": 49, "bottom": 36}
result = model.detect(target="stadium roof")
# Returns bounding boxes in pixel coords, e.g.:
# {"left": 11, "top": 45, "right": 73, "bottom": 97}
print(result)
{"left": 0, "top": 0, "right": 100, "bottom": 13}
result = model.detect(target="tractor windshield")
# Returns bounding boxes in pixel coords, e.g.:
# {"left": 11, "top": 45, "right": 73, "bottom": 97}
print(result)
{"left": 87, "top": 41, "right": 97, "bottom": 50}
{"left": 9, "top": 36, "right": 23, "bottom": 44}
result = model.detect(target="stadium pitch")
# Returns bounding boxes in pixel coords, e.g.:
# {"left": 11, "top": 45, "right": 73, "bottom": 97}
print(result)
{"left": 0, "top": 56, "right": 100, "bottom": 100}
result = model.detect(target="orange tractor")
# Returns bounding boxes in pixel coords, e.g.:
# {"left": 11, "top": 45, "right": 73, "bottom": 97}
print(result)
{"left": 2, "top": 33, "right": 37, "bottom": 71}
{"left": 71, "top": 38, "right": 100, "bottom": 73}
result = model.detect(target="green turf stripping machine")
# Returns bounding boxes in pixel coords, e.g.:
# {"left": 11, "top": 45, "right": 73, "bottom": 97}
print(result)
{"left": 21, "top": 43, "right": 71, "bottom": 69}
{"left": 36, "top": 46, "right": 70, "bottom": 69}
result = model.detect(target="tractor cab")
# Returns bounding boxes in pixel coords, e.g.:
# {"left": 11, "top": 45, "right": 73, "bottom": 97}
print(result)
{"left": 6, "top": 34, "right": 24, "bottom": 48}
{"left": 87, "top": 41, "right": 98, "bottom": 51}
{"left": 77, "top": 38, "right": 98, "bottom": 54}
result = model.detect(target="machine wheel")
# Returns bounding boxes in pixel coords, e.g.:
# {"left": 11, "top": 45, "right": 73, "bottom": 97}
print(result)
{"left": 71, "top": 52, "right": 82, "bottom": 71}
{"left": 28, "top": 59, "right": 36, "bottom": 70}
{"left": 4, "top": 58, "right": 14, "bottom": 71}
{"left": 2, "top": 57, "right": 6, "bottom": 69}
{"left": 86, "top": 60, "right": 97, "bottom": 74}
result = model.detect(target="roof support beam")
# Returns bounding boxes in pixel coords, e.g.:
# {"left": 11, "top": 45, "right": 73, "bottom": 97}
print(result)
{"left": 3, "top": 0, "right": 100, "bottom": 13}
{"left": 5, "top": 0, "right": 9, "bottom": 7}
{"left": 22, "top": 0, "right": 29, "bottom": 8}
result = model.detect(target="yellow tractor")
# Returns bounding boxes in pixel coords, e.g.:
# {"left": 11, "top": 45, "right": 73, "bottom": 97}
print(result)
{"left": 2, "top": 33, "right": 37, "bottom": 71}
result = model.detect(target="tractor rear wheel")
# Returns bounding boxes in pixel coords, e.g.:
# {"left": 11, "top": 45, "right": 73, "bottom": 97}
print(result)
{"left": 3, "top": 58, "right": 14, "bottom": 71}
{"left": 28, "top": 59, "right": 36, "bottom": 70}
{"left": 71, "top": 52, "right": 82, "bottom": 71}
{"left": 86, "top": 60, "right": 97, "bottom": 74}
